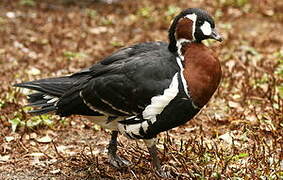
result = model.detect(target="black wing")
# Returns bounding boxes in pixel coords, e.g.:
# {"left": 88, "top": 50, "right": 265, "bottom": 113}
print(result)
{"left": 15, "top": 42, "right": 179, "bottom": 117}
{"left": 56, "top": 42, "right": 179, "bottom": 116}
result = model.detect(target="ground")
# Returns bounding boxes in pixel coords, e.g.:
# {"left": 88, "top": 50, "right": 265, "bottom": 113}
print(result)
{"left": 0, "top": 0, "right": 282, "bottom": 179}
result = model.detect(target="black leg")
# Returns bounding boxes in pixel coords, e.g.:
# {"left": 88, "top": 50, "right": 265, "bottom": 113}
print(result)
{"left": 107, "top": 131, "right": 131, "bottom": 168}
{"left": 108, "top": 131, "right": 118, "bottom": 156}
{"left": 144, "top": 139, "right": 171, "bottom": 178}
{"left": 148, "top": 144, "right": 161, "bottom": 171}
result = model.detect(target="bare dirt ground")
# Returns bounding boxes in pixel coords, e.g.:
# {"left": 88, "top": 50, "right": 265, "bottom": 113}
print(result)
{"left": 0, "top": 0, "right": 282, "bottom": 179}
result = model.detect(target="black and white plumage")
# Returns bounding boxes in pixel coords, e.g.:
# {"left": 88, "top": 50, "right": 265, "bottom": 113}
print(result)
{"left": 15, "top": 8, "right": 223, "bottom": 176}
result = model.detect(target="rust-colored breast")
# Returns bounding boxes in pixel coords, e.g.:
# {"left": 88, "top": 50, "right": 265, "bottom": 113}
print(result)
{"left": 183, "top": 43, "right": 222, "bottom": 107}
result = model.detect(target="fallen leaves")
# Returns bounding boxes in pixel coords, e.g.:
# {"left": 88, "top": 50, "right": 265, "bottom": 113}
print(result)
{"left": 36, "top": 136, "right": 52, "bottom": 143}
{"left": 4, "top": 136, "right": 15, "bottom": 142}
{"left": 0, "top": 155, "right": 10, "bottom": 162}
{"left": 219, "top": 132, "right": 234, "bottom": 145}
{"left": 0, "top": 0, "right": 282, "bottom": 179}
{"left": 228, "top": 100, "right": 241, "bottom": 109}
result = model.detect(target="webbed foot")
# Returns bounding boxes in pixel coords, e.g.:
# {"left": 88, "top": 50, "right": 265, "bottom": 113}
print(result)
{"left": 109, "top": 154, "right": 131, "bottom": 168}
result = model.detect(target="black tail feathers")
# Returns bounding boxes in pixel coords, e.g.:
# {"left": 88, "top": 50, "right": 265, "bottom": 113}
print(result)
{"left": 14, "top": 76, "right": 101, "bottom": 117}
{"left": 14, "top": 76, "right": 73, "bottom": 115}
{"left": 26, "top": 92, "right": 58, "bottom": 115}
{"left": 14, "top": 77, "right": 73, "bottom": 97}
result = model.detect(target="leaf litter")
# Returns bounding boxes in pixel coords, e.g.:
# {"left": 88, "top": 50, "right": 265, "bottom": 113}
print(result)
{"left": 0, "top": 0, "right": 282, "bottom": 179}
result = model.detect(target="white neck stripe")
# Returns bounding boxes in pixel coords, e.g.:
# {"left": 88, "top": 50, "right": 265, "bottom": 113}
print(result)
{"left": 176, "top": 57, "right": 189, "bottom": 97}
{"left": 184, "top": 13, "right": 197, "bottom": 41}
{"left": 176, "top": 38, "right": 190, "bottom": 61}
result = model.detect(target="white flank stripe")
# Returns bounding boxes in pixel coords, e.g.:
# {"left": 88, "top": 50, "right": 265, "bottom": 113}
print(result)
{"left": 79, "top": 91, "right": 113, "bottom": 116}
{"left": 126, "top": 115, "right": 136, "bottom": 120}
{"left": 100, "top": 98, "right": 131, "bottom": 115}
{"left": 142, "top": 73, "right": 179, "bottom": 123}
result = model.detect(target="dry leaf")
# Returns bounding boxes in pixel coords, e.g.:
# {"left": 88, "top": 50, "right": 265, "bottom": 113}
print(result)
{"left": 0, "top": 155, "right": 10, "bottom": 162}
{"left": 28, "top": 153, "right": 45, "bottom": 157}
{"left": 228, "top": 101, "right": 241, "bottom": 108}
{"left": 4, "top": 136, "right": 15, "bottom": 142}
{"left": 50, "top": 169, "right": 60, "bottom": 174}
{"left": 219, "top": 132, "right": 233, "bottom": 145}
{"left": 36, "top": 136, "right": 52, "bottom": 143}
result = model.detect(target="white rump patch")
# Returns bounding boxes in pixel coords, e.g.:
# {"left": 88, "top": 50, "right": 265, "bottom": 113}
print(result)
{"left": 117, "top": 117, "right": 150, "bottom": 138}
{"left": 124, "top": 123, "right": 142, "bottom": 136}
{"left": 142, "top": 73, "right": 179, "bottom": 123}
{"left": 141, "top": 121, "right": 149, "bottom": 132}
{"left": 86, "top": 116, "right": 121, "bottom": 130}
{"left": 200, "top": 21, "right": 212, "bottom": 36}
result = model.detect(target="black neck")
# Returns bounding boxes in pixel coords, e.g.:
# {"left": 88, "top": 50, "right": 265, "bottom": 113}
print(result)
{"left": 168, "top": 31, "right": 177, "bottom": 52}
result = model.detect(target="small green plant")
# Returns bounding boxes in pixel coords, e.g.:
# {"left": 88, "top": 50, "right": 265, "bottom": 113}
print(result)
{"left": 9, "top": 109, "right": 54, "bottom": 132}
{"left": 232, "top": 153, "right": 249, "bottom": 161}
{"left": 278, "top": 84, "right": 283, "bottom": 98}
{"left": 9, "top": 117, "right": 25, "bottom": 132}
{"left": 211, "top": 172, "right": 221, "bottom": 179}
{"left": 0, "top": 99, "right": 5, "bottom": 109}
{"left": 63, "top": 51, "right": 87, "bottom": 60}
{"left": 235, "top": 0, "right": 249, "bottom": 7}
{"left": 101, "top": 17, "right": 114, "bottom": 25}
{"left": 274, "top": 53, "right": 283, "bottom": 98}
{"left": 110, "top": 41, "right": 124, "bottom": 47}
{"left": 166, "top": 5, "right": 181, "bottom": 17}
{"left": 85, "top": 9, "right": 98, "bottom": 19}
{"left": 0, "top": 16, "right": 7, "bottom": 25}
{"left": 217, "top": 0, "right": 249, "bottom": 7}
{"left": 275, "top": 59, "right": 283, "bottom": 78}
{"left": 19, "top": 0, "right": 36, "bottom": 6}
{"left": 137, "top": 7, "right": 153, "bottom": 18}
{"left": 27, "top": 114, "right": 54, "bottom": 127}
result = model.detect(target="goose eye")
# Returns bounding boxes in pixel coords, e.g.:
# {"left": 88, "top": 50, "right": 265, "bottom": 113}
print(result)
{"left": 197, "top": 20, "right": 203, "bottom": 26}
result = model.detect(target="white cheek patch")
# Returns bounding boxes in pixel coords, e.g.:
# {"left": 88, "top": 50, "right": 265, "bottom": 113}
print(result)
{"left": 200, "top": 21, "right": 212, "bottom": 36}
